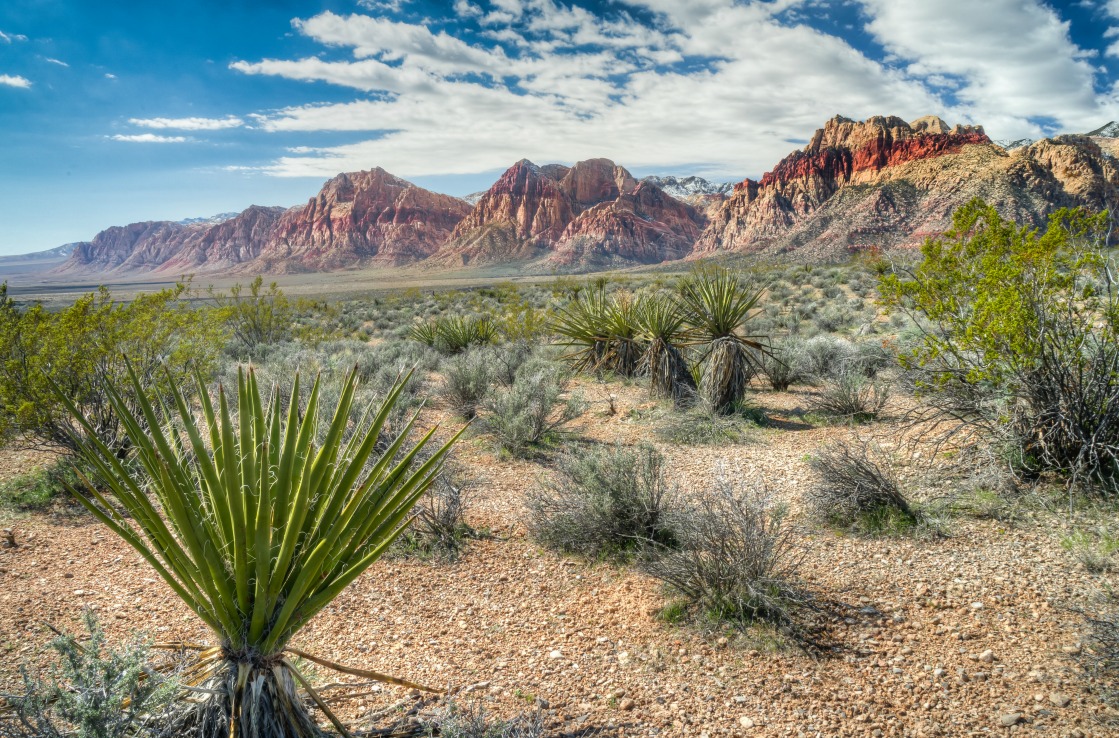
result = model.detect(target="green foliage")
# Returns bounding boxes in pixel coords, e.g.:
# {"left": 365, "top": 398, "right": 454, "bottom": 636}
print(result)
{"left": 551, "top": 286, "right": 644, "bottom": 377}
{"left": 1, "top": 610, "right": 177, "bottom": 738}
{"left": 211, "top": 276, "right": 293, "bottom": 352}
{"left": 55, "top": 360, "right": 462, "bottom": 735}
{"left": 635, "top": 294, "right": 694, "bottom": 404}
{"left": 880, "top": 199, "right": 1119, "bottom": 495}
{"left": 879, "top": 200, "right": 1110, "bottom": 386}
{"left": 0, "top": 282, "right": 223, "bottom": 454}
{"left": 526, "top": 443, "right": 677, "bottom": 561}
{"left": 0, "top": 458, "right": 86, "bottom": 511}
{"left": 410, "top": 315, "right": 497, "bottom": 355}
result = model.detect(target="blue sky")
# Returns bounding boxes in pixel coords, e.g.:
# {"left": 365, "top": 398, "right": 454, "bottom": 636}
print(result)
{"left": 2, "top": 0, "right": 1118, "bottom": 256}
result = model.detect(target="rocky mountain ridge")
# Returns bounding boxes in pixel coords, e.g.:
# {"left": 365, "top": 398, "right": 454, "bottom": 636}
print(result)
{"left": 41, "top": 114, "right": 1119, "bottom": 277}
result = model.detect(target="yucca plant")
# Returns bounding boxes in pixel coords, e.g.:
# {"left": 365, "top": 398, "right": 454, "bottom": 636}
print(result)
{"left": 552, "top": 286, "right": 644, "bottom": 377}
{"left": 409, "top": 315, "right": 496, "bottom": 355}
{"left": 635, "top": 294, "right": 695, "bottom": 405}
{"left": 677, "top": 266, "right": 770, "bottom": 414}
{"left": 52, "top": 362, "right": 462, "bottom": 737}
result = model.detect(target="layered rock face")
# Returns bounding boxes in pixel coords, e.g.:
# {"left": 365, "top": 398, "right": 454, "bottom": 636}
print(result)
{"left": 430, "top": 157, "right": 702, "bottom": 268}
{"left": 695, "top": 115, "right": 1117, "bottom": 260}
{"left": 56, "top": 169, "right": 471, "bottom": 275}
{"left": 259, "top": 168, "right": 471, "bottom": 272}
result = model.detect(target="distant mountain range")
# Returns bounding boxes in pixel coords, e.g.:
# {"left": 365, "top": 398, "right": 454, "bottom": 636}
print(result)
{"left": 7, "top": 115, "right": 1118, "bottom": 278}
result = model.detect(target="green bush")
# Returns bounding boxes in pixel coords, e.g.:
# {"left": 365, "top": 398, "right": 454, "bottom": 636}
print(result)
{"left": 211, "top": 276, "right": 293, "bottom": 352}
{"left": 880, "top": 200, "right": 1119, "bottom": 495}
{"left": 0, "top": 282, "right": 223, "bottom": 455}
{"left": 441, "top": 348, "right": 494, "bottom": 419}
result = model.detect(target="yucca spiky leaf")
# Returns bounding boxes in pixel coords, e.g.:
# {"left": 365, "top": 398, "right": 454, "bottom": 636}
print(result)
{"left": 552, "top": 286, "right": 645, "bottom": 376}
{"left": 636, "top": 294, "right": 695, "bottom": 402}
{"left": 51, "top": 361, "right": 463, "bottom": 736}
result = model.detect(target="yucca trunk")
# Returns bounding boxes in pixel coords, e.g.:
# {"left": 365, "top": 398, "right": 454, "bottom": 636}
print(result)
{"left": 702, "top": 337, "right": 754, "bottom": 414}
{"left": 645, "top": 338, "right": 696, "bottom": 405}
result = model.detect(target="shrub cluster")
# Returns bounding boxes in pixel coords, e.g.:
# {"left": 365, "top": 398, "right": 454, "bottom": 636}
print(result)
{"left": 807, "top": 440, "right": 919, "bottom": 533}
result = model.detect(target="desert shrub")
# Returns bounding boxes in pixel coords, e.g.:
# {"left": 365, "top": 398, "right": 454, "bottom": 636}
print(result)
{"left": 394, "top": 461, "right": 474, "bottom": 559}
{"left": 760, "top": 338, "right": 808, "bottom": 391}
{"left": 655, "top": 406, "right": 761, "bottom": 446}
{"left": 0, "top": 283, "right": 223, "bottom": 455}
{"left": 1083, "top": 594, "right": 1119, "bottom": 710}
{"left": 809, "top": 371, "right": 890, "bottom": 422}
{"left": 801, "top": 335, "right": 855, "bottom": 380}
{"left": 640, "top": 470, "right": 806, "bottom": 628}
{"left": 425, "top": 700, "right": 544, "bottom": 738}
{"left": 211, "top": 276, "right": 293, "bottom": 352}
{"left": 442, "top": 348, "right": 494, "bottom": 420}
{"left": 806, "top": 440, "right": 918, "bottom": 533}
{"left": 851, "top": 340, "right": 894, "bottom": 378}
{"left": 0, "top": 611, "right": 177, "bottom": 738}
{"left": 880, "top": 200, "right": 1119, "bottom": 497}
{"left": 0, "top": 458, "right": 100, "bottom": 511}
{"left": 527, "top": 443, "right": 677, "bottom": 560}
{"left": 481, "top": 359, "right": 585, "bottom": 457}
{"left": 489, "top": 341, "right": 534, "bottom": 387}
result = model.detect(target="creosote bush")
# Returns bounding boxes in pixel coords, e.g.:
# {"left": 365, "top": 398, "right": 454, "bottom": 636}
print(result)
{"left": 880, "top": 199, "right": 1119, "bottom": 498}
{"left": 807, "top": 440, "right": 918, "bottom": 533}
{"left": 760, "top": 338, "right": 808, "bottom": 391}
{"left": 640, "top": 470, "right": 807, "bottom": 629}
{"left": 526, "top": 443, "right": 677, "bottom": 560}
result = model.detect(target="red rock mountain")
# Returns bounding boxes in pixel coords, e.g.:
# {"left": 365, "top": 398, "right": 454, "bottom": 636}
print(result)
{"left": 48, "top": 117, "right": 1119, "bottom": 277}
{"left": 55, "top": 169, "right": 470, "bottom": 275}
{"left": 428, "top": 157, "right": 703, "bottom": 269}
{"left": 258, "top": 168, "right": 471, "bottom": 272}
{"left": 696, "top": 115, "right": 1119, "bottom": 260}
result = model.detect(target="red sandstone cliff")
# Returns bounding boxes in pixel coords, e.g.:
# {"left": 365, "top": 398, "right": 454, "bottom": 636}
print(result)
{"left": 695, "top": 115, "right": 1117, "bottom": 260}
{"left": 429, "top": 157, "right": 701, "bottom": 268}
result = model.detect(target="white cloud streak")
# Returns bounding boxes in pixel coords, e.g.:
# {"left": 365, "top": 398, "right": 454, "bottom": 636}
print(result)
{"left": 129, "top": 115, "right": 244, "bottom": 130}
{"left": 221, "top": 0, "right": 1118, "bottom": 178}
{"left": 0, "top": 74, "right": 32, "bottom": 88}
{"left": 110, "top": 134, "right": 189, "bottom": 143}
{"left": 0, "top": 30, "right": 28, "bottom": 43}
{"left": 44, "top": 57, "right": 69, "bottom": 67}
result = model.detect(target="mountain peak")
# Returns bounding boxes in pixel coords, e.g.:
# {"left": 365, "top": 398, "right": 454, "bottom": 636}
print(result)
{"left": 1088, "top": 121, "right": 1119, "bottom": 138}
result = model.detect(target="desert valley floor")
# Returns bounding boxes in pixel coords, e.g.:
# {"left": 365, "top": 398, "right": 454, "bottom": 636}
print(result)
{"left": 1, "top": 378, "right": 1115, "bottom": 738}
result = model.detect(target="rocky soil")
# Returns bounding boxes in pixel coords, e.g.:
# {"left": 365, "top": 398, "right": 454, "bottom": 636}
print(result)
{"left": 2, "top": 380, "right": 1117, "bottom": 737}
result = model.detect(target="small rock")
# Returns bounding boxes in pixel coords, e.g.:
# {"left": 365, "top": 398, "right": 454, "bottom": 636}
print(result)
{"left": 1048, "top": 693, "right": 1071, "bottom": 708}
{"left": 619, "top": 698, "right": 635, "bottom": 711}
{"left": 739, "top": 716, "right": 755, "bottom": 729}
{"left": 970, "top": 601, "right": 984, "bottom": 610}
{"left": 999, "top": 712, "right": 1023, "bottom": 727}
{"left": 1062, "top": 644, "right": 1082, "bottom": 655}
{"left": 548, "top": 650, "right": 562, "bottom": 660}
{"left": 979, "top": 649, "right": 995, "bottom": 663}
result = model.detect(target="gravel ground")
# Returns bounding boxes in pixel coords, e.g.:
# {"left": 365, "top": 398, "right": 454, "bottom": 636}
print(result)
{"left": 1, "top": 379, "right": 1117, "bottom": 737}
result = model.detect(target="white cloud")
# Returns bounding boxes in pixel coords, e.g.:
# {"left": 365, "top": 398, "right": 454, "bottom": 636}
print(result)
{"left": 357, "top": 0, "right": 408, "bottom": 10}
{"left": 109, "top": 134, "right": 189, "bottom": 143}
{"left": 223, "top": 0, "right": 1118, "bottom": 178}
{"left": 104, "top": 73, "right": 117, "bottom": 80}
{"left": 0, "top": 30, "right": 28, "bottom": 43}
{"left": 129, "top": 115, "right": 244, "bottom": 130}
{"left": 44, "top": 57, "right": 69, "bottom": 67}
{"left": 0, "top": 74, "right": 32, "bottom": 88}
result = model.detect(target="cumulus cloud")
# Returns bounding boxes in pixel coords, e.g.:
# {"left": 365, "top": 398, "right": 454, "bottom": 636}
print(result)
{"left": 0, "top": 74, "right": 32, "bottom": 88}
{"left": 109, "top": 133, "right": 189, "bottom": 143}
{"left": 129, "top": 115, "right": 244, "bottom": 130}
{"left": 223, "top": 0, "right": 1118, "bottom": 178}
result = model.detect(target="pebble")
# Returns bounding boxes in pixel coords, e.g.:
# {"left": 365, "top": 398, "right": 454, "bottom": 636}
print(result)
{"left": 1048, "top": 693, "right": 1071, "bottom": 707}
{"left": 619, "top": 698, "right": 635, "bottom": 711}
{"left": 548, "top": 649, "right": 562, "bottom": 660}
{"left": 739, "top": 716, "right": 755, "bottom": 729}
{"left": 999, "top": 712, "right": 1024, "bottom": 727}
{"left": 978, "top": 649, "right": 995, "bottom": 663}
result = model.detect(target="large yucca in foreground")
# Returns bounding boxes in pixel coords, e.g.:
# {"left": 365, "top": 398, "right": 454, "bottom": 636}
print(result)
{"left": 56, "top": 363, "right": 460, "bottom": 737}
